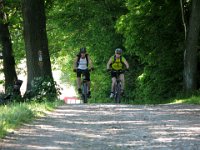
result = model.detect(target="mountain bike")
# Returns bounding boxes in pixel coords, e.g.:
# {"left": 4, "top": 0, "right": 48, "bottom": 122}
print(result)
{"left": 111, "top": 70, "right": 125, "bottom": 103}
{"left": 79, "top": 69, "right": 93, "bottom": 103}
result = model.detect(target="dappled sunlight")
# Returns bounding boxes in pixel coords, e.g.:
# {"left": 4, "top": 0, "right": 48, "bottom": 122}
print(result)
{"left": 64, "top": 120, "right": 148, "bottom": 125}
{"left": 155, "top": 137, "right": 175, "bottom": 143}
{"left": 69, "top": 130, "right": 106, "bottom": 139}
{"left": 27, "top": 145, "right": 63, "bottom": 150}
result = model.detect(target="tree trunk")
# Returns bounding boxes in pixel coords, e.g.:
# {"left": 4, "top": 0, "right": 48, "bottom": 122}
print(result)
{"left": 184, "top": 0, "right": 200, "bottom": 94}
{"left": 22, "top": 0, "right": 53, "bottom": 91}
{"left": 0, "top": 5, "right": 17, "bottom": 93}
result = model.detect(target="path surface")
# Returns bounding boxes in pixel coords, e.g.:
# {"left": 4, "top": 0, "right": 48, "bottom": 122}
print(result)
{"left": 0, "top": 104, "right": 200, "bottom": 150}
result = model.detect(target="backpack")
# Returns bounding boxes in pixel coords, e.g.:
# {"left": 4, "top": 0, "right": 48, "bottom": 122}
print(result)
{"left": 77, "top": 54, "right": 89, "bottom": 67}
{"left": 112, "top": 55, "right": 124, "bottom": 64}
{"left": 110, "top": 55, "right": 126, "bottom": 70}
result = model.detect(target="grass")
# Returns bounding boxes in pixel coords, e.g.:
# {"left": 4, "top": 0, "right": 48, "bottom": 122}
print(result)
{"left": 0, "top": 100, "right": 64, "bottom": 138}
{"left": 170, "top": 95, "right": 200, "bottom": 104}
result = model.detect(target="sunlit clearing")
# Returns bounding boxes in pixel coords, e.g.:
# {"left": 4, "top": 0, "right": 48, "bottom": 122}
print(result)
{"left": 52, "top": 70, "right": 78, "bottom": 100}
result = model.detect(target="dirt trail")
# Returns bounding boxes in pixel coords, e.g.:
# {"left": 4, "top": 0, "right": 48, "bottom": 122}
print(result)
{"left": 0, "top": 104, "right": 200, "bottom": 150}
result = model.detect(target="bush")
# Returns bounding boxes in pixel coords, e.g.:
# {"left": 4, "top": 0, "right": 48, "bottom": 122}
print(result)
{"left": 24, "top": 76, "right": 61, "bottom": 102}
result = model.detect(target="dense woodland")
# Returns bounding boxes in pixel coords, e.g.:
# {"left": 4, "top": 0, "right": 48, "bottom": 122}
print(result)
{"left": 0, "top": 0, "right": 200, "bottom": 103}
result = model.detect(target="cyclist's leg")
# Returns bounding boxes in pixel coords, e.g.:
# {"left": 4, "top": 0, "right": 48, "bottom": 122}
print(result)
{"left": 111, "top": 71, "right": 117, "bottom": 92}
{"left": 77, "top": 69, "right": 82, "bottom": 93}
{"left": 119, "top": 73, "right": 125, "bottom": 92}
{"left": 111, "top": 77, "right": 117, "bottom": 92}
{"left": 109, "top": 77, "right": 116, "bottom": 98}
{"left": 109, "top": 71, "right": 116, "bottom": 98}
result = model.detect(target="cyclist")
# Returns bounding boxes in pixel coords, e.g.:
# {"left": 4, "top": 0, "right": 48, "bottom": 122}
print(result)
{"left": 106, "top": 48, "right": 129, "bottom": 98}
{"left": 73, "top": 47, "right": 94, "bottom": 97}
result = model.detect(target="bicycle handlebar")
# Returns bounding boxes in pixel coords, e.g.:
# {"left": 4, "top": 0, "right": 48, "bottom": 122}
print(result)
{"left": 73, "top": 68, "right": 94, "bottom": 73}
{"left": 107, "top": 69, "right": 129, "bottom": 73}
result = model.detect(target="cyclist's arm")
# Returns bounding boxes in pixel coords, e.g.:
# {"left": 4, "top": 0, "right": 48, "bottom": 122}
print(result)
{"left": 87, "top": 55, "right": 94, "bottom": 69}
{"left": 107, "top": 57, "right": 112, "bottom": 69}
{"left": 123, "top": 58, "right": 129, "bottom": 69}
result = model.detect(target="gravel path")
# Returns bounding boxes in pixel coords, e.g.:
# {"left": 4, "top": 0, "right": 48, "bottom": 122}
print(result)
{"left": 0, "top": 104, "right": 200, "bottom": 150}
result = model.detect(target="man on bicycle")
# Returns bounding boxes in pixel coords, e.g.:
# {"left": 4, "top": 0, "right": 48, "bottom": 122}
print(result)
{"left": 73, "top": 47, "right": 94, "bottom": 97}
{"left": 107, "top": 48, "right": 129, "bottom": 98}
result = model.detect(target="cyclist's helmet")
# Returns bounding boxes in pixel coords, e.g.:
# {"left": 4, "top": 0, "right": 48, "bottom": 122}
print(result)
{"left": 115, "top": 48, "right": 122, "bottom": 54}
{"left": 80, "top": 47, "right": 86, "bottom": 53}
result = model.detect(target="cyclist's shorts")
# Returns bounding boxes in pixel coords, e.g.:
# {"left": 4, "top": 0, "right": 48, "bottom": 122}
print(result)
{"left": 77, "top": 69, "right": 90, "bottom": 81}
{"left": 111, "top": 70, "right": 124, "bottom": 78}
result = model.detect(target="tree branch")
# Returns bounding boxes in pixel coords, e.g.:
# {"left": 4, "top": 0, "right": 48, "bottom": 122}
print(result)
{"left": 180, "top": 0, "right": 187, "bottom": 40}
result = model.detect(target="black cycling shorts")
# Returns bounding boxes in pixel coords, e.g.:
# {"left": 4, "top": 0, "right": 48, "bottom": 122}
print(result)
{"left": 111, "top": 70, "right": 124, "bottom": 78}
{"left": 77, "top": 69, "right": 90, "bottom": 81}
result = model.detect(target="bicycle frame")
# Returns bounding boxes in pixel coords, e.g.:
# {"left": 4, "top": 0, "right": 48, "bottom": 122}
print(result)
{"left": 76, "top": 68, "right": 93, "bottom": 103}
{"left": 112, "top": 70, "right": 124, "bottom": 103}
{"left": 81, "top": 74, "right": 88, "bottom": 103}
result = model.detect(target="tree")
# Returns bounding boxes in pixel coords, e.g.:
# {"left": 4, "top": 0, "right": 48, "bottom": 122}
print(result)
{"left": 183, "top": 0, "right": 200, "bottom": 93}
{"left": 21, "top": 0, "right": 54, "bottom": 91}
{"left": 0, "top": 1, "right": 18, "bottom": 93}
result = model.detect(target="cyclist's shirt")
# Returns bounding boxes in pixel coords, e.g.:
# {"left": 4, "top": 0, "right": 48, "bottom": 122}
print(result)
{"left": 111, "top": 56, "right": 125, "bottom": 70}
{"left": 77, "top": 57, "right": 88, "bottom": 70}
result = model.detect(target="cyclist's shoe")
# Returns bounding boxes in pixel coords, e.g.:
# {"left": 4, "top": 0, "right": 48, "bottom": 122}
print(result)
{"left": 110, "top": 92, "right": 114, "bottom": 98}
{"left": 78, "top": 88, "right": 82, "bottom": 94}
{"left": 87, "top": 91, "right": 91, "bottom": 98}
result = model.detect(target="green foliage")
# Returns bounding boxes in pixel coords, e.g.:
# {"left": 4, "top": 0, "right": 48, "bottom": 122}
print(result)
{"left": 0, "top": 100, "right": 63, "bottom": 138}
{"left": 1, "top": 0, "right": 25, "bottom": 64}
{"left": 25, "top": 76, "right": 61, "bottom": 102}
{"left": 171, "top": 95, "right": 200, "bottom": 105}
{"left": 89, "top": 69, "right": 112, "bottom": 103}
{"left": 48, "top": 0, "right": 127, "bottom": 62}
{"left": 0, "top": 103, "right": 33, "bottom": 138}
{"left": 116, "top": 0, "right": 185, "bottom": 101}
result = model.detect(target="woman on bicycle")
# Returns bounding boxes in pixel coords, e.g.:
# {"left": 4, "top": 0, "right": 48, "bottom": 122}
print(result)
{"left": 106, "top": 48, "right": 129, "bottom": 98}
{"left": 73, "top": 47, "right": 94, "bottom": 97}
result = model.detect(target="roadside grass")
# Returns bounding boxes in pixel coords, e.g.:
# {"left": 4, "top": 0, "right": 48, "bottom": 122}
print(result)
{"left": 90, "top": 95, "right": 200, "bottom": 105}
{"left": 170, "top": 95, "right": 200, "bottom": 104}
{"left": 0, "top": 100, "right": 64, "bottom": 138}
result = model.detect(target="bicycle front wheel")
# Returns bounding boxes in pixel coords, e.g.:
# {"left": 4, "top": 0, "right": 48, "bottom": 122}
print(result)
{"left": 82, "top": 82, "right": 88, "bottom": 103}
